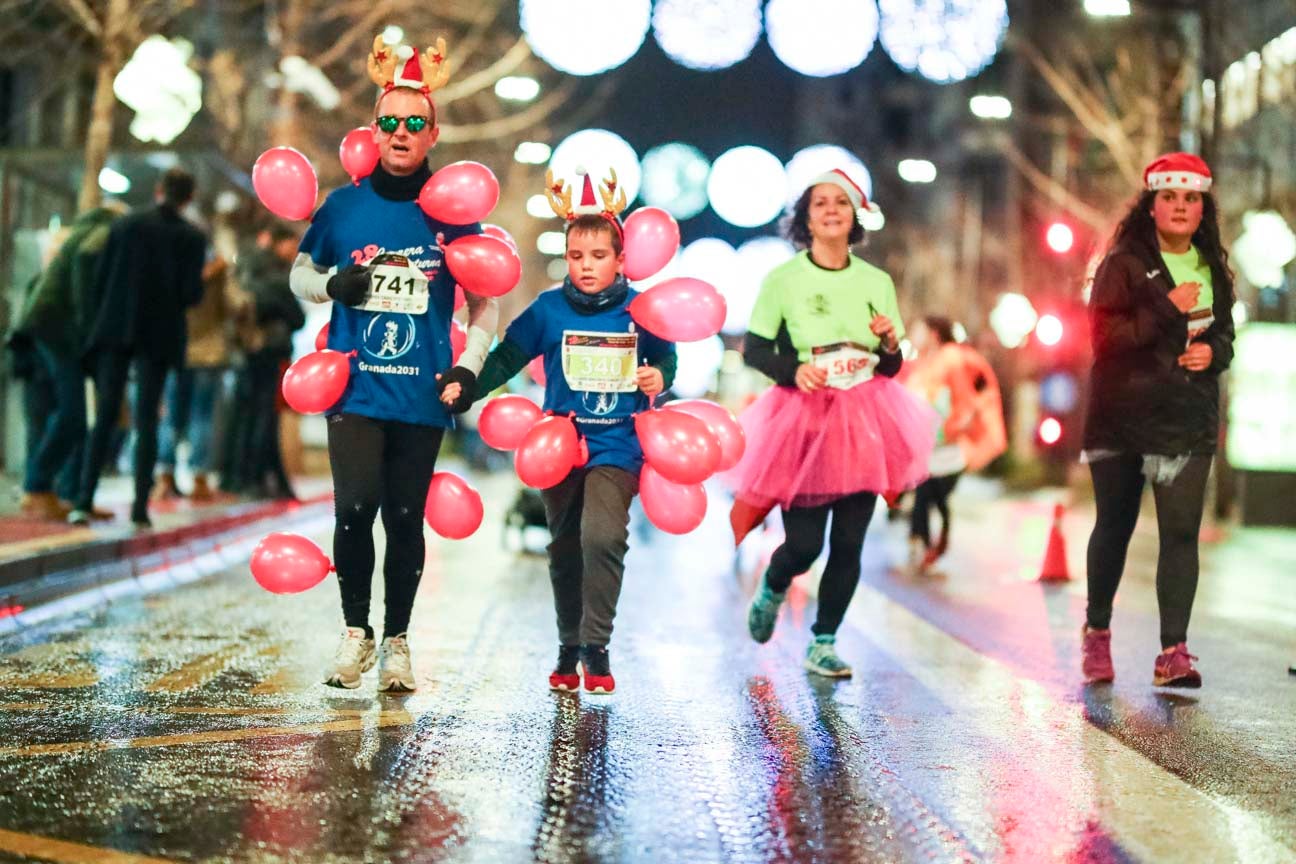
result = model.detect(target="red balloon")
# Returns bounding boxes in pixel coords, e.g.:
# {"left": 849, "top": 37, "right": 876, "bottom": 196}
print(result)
{"left": 639, "top": 465, "right": 707, "bottom": 535}
{"left": 450, "top": 320, "right": 467, "bottom": 364}
{"left": 418, "top": 161, "right": 500, "bottom": 225}
{"left": 528, "top": 356, "right": 547, "bottom": 386}
{"left": 479, "top": 394, "right": 543, "bottom": 450}
{"left": 635, "top": 409, "right": 721, "bottom": 485}
{"left": 515, "top": 415, "right": 578, "bottom": 489}
{"left": 574, "top": 436, "right": 590, "bottom": 468}
{"left": 629, "top": 278, "right": 726, "bottom": 342}
{"left": 252, "top": 147, "right": 318, "bottom": 221}
{"left": 663, "top": 399, "right": 746, "bottom": 471}
{"left": 314, "top": 322, "right": 330, "bottom": 352}
{"left": 622, "top": 207, "right": 681, "bottom": 280}
{"left": 454, "top": 284, "right": 466, "bottom": 311}
{"left": 482, "top": 223, "right": 518, "bottom": 250}
{"left": 424, "top": 472, "right": 484, "bottom": 539}
{"left": 281, "top": 349, "right": 350, "bottom": 414}
{"left": 444, "top": 234, "right": 521, "bottom": 298}
{"left": 338, "top": 127, "right": 379, "bottom": 185}
{"left": 250, "top": 532, "right": 331, "bottom": 594}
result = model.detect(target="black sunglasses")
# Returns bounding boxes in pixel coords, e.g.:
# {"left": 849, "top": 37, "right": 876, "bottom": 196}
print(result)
{"left": 376, "top": 114, "right": 429, "bottom": 134}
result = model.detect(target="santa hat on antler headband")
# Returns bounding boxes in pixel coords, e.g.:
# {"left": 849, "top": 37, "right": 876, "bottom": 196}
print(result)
{"left": 367, "top": 34, "right": 451, "bottom": 95}
{"left": 1143, "top": 152, "right": 1212, "bottom": 193}
{"left": 544, "top": 166, "right": 628, "bottom": 239}
{"left": 807, "top": 168, "right": 881, "bottom": 222}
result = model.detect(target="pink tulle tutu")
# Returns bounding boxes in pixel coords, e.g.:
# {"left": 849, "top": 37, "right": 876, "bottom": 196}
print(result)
{"left": 727, "top": 377, "right": 937, "bottom": 510}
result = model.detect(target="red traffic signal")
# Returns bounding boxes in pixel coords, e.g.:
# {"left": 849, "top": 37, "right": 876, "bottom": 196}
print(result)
{"left": 1046, "top": 222, "right": 1075, "bottom": 254}
{"left": 1038, "top": 416, "right": 1063, "bottom": 446}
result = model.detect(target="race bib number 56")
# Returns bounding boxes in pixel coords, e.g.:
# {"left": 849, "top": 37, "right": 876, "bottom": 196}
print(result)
{"left": 562, "top": 331, "right": 639, "bottom": 393}
{"left": 361, "top": 253, "right": 428, "bottom": 315}
{"left": 812, "top": 341, "right": 877, "bottom": 389}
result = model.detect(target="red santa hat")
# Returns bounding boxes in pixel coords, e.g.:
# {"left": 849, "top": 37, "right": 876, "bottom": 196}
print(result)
{"left": 806, "top": 168, "right": 881, "bottom": 217}
{"left": 1143, "top": 152, "right": 1212, "bottom": 193}
{"left": 572, "top": 166, "right": 603, "bottom": 216}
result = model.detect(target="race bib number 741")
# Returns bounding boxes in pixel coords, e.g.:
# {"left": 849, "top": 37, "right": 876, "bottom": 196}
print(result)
{"left": 361, "top": 253, "right": 429, "bottom": 315}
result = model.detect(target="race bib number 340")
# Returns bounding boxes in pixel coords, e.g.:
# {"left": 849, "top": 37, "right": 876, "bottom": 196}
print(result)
{"left": 812, "top": 341, "right": 877, "bottom": 389}
{"left": 361, "top": 253, "right": 428, "bottom": 315}
{"left": 562, "top": 331, "right": 639, "bottom": 393}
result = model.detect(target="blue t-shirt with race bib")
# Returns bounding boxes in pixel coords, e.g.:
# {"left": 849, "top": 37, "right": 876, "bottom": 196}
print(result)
{"left": 505, "top": 287, "right": 675, "bottom": 473}
{"left": 299, "top": 178, "right": 479, "bottom": 428}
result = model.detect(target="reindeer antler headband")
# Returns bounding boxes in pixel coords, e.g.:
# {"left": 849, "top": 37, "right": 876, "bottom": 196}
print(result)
{"left": 367, "top": 34, "right": 451, "bottom": 95}
{"left": 545, "top": 166, "right": 627, "bottom": 239}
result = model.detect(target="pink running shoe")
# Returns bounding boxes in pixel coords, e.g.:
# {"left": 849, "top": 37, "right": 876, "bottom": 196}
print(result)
{"left": 1153, "top": 643, "right": 1202, "bottom": 688}
{"left": 1081, "top": 626, "right": 1115, "bottom": 683}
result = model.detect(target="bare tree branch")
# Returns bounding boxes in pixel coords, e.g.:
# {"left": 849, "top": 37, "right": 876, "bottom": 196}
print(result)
{"left": 438, "top": 78, "right": 577, "bottom": 144}
{"left": 1001, "top": 141, "right": 1110, "bottom": 235}
{"left": 49, "top": 0, "right": 101, "bottom": 37}
{"left": 438, "top": 37, "right": 531, "bottom": 104}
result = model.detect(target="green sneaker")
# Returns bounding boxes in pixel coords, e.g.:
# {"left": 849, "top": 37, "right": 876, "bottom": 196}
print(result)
{"left": 747, "top": 577, "right": 786, "bottom": 644}
{"left": 804, "top": 634, "right": 852, "bottom": 678}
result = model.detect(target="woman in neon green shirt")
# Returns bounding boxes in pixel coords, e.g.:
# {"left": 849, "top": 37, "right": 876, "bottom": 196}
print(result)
{"left": 729, "top": 169, "right": 937, "bottom": 677}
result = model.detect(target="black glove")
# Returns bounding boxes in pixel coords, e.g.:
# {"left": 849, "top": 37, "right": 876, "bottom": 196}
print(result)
{"left": 326, "top": 264, "right": 371, "bottom": 307}
{"left": 438, "top": 366, "right": 477, "bottom": 414}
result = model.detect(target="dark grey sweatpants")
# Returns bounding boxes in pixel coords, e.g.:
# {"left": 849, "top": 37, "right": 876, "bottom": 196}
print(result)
{"left": 540, "top": 465, "right": 639, "bottom": 647}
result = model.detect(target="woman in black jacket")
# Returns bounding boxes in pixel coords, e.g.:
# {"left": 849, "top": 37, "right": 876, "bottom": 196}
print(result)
{"left": 1080, "top": 153, "right": 1235, "bottom": 689}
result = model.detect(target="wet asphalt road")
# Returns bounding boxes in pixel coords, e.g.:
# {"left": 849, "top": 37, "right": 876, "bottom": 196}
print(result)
{"left": 0, "top": 475, "right": 1293, "bottom": 863}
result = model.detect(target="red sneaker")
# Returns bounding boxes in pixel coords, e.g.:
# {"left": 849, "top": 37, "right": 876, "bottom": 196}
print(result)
{"left": 580, "top": 645, "right": 615, "bottom": 695}
{"left": 1081, "top": 625, "right": 1114, "bottom": 683}
{"left": 548, "top": 645, "right": 580, "bottom": 693}
{"left": 1153, "top": 643, "right": 1201, "bottom": 688}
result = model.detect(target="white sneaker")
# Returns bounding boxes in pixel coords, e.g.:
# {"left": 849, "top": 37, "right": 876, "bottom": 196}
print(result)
{"left": 378, "top": 634, "right": 416, "bottom": 692}
{"left": 323, "top": 627, "right": 376, "bottom": 689}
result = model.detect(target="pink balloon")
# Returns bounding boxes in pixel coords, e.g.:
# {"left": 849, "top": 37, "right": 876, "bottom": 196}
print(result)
{"left": 528, "top": 356, "right": 547, "bottom": 386}
{"left": 640, "top": 465, "right": 707, "bottom": 535}
{"left": 252, "top": 147, "right": 318, "bottom": 221}
{"left": 482, "top": 223, "right": 517, "bottom": 250}
{"left": 479, "top": 395, "right": 543, "bottom": 450}
{"left": 418, "top": 161, "right": 500, "bottom": 225}
{"left": 338, "top": 127, "right": 379, "bottom": 185}
{"left": 515, "top": 415, "right": 578, "bottom": 489}
{"left": 663, "top": 399, "right": 746, "bottom": 471}
{"left": 622, "top": 207, "right": 680, "bottom": 280}
{"left": 634, "top": 409, "right": 720, "bottom": 485}
{"left": 454, "top": 284, "right": 466, "bottom": 311}
{"left": 424, "top": 472, "right": 484, "bottom": 539}
{"left": 281, "top": 349, "right": 350, "bottom": 414}
{"left": 450, "top": 320, "right": 467, "bottom": 364}
{"left": 314, "top": 322, "right": 330, "bottom": 352}
{"left": 629, "top": 278, "right": 726, "bottom": 342}
{"left": 444, "top": 234, "right": 521, "bottom": 298}
{"left": 250, "top": 532, "right": 332, "bottom": 594}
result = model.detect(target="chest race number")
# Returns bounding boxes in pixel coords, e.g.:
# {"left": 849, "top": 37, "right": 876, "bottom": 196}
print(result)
{"left": 371, "top": 272, "right": 419, "bottom": 297}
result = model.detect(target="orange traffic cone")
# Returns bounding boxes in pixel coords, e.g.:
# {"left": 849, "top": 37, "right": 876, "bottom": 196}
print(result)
{"left": 1039, "top": 502, "right": 1070, "bottom": 582}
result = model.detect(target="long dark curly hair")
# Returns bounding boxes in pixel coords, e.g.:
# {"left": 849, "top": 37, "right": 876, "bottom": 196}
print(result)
{"left": 1110, "top": 190, "right": 1234, "bottom": 285}
{"left": 782, "top": 186, "right": 866, "bottom": 249}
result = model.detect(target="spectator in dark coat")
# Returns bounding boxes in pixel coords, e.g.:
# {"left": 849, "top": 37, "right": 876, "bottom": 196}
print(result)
{"left": 69, "top": 167, "right": 207, "bottom": 528}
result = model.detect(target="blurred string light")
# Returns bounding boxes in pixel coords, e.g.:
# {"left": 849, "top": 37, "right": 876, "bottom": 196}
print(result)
{"left": 653, "top": 0, "right": 762, "bottom": 71}
{"left": 766, "top": 0, "right": 878, "bottom": 77}
{"left": 495, "top": 76, "right": 540, "bottom": 102}
{"left": 989, "top": 292, "right": 1038, "bottom": 348}
{"left": 546, "top": 259, "right": 569, "bottom": 281}
{"left": 969, "top": 94, "right": 1012, "bottom": 119}
{"left": 514, "top": 141, "right": 552, "bottom": 164}
{"left": 784, "top": 145, "right": 872, "bottom": 203}
{"left": 537, "top": 232, "right": 567, "bottom": 256}
{"left": 680, "top": 238, "right": 739, "bottom": 313}
{"left": 550, "top": 129, "right": 641, "bottom": 204}
{"left": 520, "top": 0, "right": 651, "bottom": 76}
{"left": 98, "top": 167, "right": 131, "bottom": 195}
{"left": 897, "top": 158, "right": 937, "bottom": 183}
{"left": 526, "top": 194, "right": 556, "bottom": 218}
{"left": 732, "top": 237, "right": 795, "bottom": 333}
{"left": 1035, "top": 313, "right": 1063, "bottom": 346}
{"left": 708, "top": 146, "right": 786, "bottom": 227}
{"left": 114, "top": 35, "right": 202, "bottom": 144}
{"left": 640, "top": 143, "right": 710, "bottom": 219}
{"left": 673, "top": 336, "right": 726, "bottom": 398}
{"left": 1083, "top": 0, "right": 1131, "bottom": 16}
{"left": 878, "top": 0, "right": 1009, "bottom": 84}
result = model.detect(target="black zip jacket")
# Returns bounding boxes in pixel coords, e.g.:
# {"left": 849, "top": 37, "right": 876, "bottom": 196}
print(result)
{"left": 1083, "top": 236, "right": 1234, "bottom": 455}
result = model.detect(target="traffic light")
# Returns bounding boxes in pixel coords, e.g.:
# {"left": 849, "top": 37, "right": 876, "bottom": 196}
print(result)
{"left": 1046, "top": 222, "right": 1075, "bottom": 254}
{"left": 1037, "top": 416, "right": 1064, "bottom": 446}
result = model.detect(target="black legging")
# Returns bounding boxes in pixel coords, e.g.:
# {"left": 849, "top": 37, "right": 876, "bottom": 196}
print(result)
{"left": 765, "top": 491, "right": 878, "bottom": 636}
{"left": 910, "top": 473, "right": 960, "bottom": 549}
{"left": 327, "top": 413, "right": 443, "bottom": 639}
{"left": 77, "top": 351, "right": 169, "bottom": 516}
{"left": 1085, "top": 452, "right": 1212, "bottom": 648}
